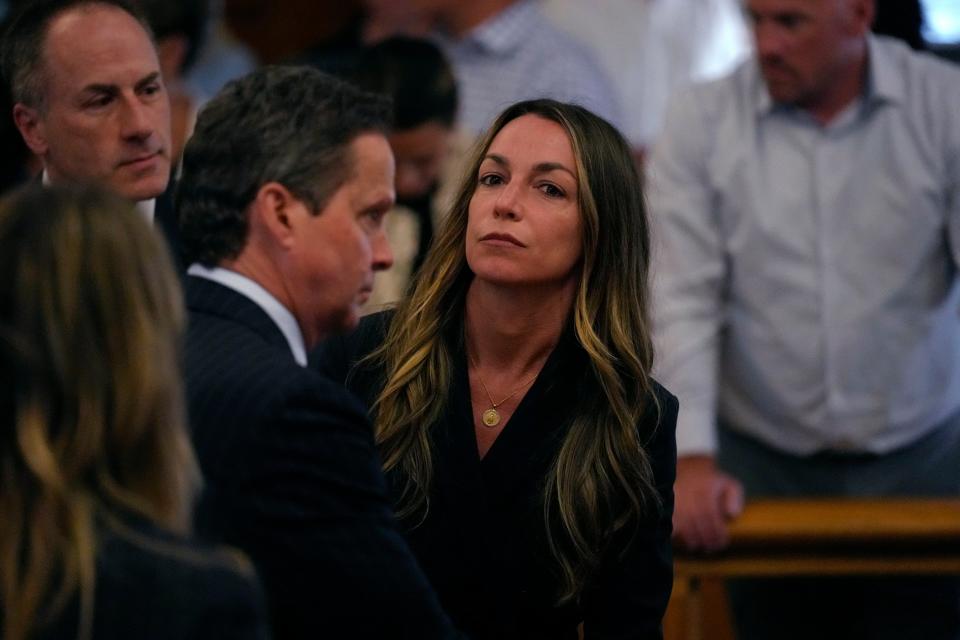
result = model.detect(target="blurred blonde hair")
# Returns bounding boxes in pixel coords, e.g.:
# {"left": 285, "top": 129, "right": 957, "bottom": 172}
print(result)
{"left": 368, "top": 99, "right": 660, "bottom": 603}
{"left": 0, "top": 185, "right": 199, "bottom": 640}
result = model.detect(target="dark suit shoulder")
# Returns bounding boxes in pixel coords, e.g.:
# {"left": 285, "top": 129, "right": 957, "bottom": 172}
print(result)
{"left": 185, "top": 278, "right": 370, "bottom": 421}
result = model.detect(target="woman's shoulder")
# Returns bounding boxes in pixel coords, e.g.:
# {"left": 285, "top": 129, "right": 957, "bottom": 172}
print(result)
{"left": 648, "top": 378, "right": 679, "bottom": 420}
{"left": 93, "top": 514, "right": 268, "bottom": 637}
{"left": 101, "top": 514, "right": 254, "bottom": 576}
{"left": 638, "top": 377, "right": 679, "bottom": 446}
{"left": 637, "top": 377, "right": 678, "bottom": 423}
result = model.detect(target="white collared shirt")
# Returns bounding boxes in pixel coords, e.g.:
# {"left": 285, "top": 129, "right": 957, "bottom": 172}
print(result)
{"left": 432, "top": 0, "right": 622, "bottom": 135}
{"left": 649, "top": 35, "right": 960, "bottom": 457}
{"left": 41, "top": 169, "right": 155, "bottom": 223}
{"left": 187, "top": 264, "right": 308, "bottom": 367}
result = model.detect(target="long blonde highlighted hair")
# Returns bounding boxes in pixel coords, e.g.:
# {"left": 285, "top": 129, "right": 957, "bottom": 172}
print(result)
{"left": 368, "top": 99, "right": 660, "bottom": 603}
{"left": 0, "top": 185, "right": 199, "bottom": 640}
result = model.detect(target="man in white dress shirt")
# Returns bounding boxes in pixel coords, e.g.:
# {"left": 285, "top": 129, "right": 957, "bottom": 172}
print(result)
{"left": 650, "top": 0, "right": 960, "bottom": 637}
{"left": 364, "top": 0, "right": 621, "bottom": 136}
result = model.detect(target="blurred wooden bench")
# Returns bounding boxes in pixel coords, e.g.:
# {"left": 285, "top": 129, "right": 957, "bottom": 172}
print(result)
{"left": 663, "top": 499, "right": 960, "bottom": 640}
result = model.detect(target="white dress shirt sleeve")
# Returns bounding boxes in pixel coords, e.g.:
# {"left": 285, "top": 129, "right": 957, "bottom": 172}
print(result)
{"left": 648, "top": 86, "right": 726, "bottom": 457}
{"left": 947, "top": 121, "right": 960, "bottom": 271}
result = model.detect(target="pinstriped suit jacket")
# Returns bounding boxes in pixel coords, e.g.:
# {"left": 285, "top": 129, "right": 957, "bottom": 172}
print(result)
{"left": 154, "top": 182, "right": 183, "bottom": 271}
{"left": 183, "top": 277, "right": 459, "bottom": 640}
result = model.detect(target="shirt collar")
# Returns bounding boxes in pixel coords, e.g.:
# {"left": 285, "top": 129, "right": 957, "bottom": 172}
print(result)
{"left": 186, "top": 264, "right": 308, "bottom": 367}
{"left": 136, "top": 197, "right": 155, "bottom": 223}
{"left": 864, "top": 34, "right": 905, "bottom": 106}
{"left": 41, "top": 169, "right": 156, "bottom": 224}
{"left": 448, "top": 0, "right": 537, "bottom": 55}
{"left": 753, "top": 34, "right": 902, "bottom": 117}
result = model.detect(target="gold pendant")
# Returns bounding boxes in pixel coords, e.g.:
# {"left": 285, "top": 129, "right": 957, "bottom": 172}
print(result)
{"left": 482, "top": 408, "right": 501, "bottom": 427}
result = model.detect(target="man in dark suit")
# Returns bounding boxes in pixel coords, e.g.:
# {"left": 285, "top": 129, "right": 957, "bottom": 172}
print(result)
{"left": 1, "top": 0, "right": 180, "bottom": 254}
{"left": 176, "top": 65, "right": 459, "bottom": 639}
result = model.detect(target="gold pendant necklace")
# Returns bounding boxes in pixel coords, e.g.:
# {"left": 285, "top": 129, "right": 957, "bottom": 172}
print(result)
{"left": 469, "top": 354, "right": 538, "bottom": 428}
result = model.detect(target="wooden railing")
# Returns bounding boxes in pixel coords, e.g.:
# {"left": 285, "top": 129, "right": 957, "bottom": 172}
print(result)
{"left": 663, "top": 499, "right": 960, "bottom": 640}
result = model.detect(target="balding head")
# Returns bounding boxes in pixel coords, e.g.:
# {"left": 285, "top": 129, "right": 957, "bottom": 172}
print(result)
{"left": 745, "top": 0, "right": 874, "bottom": 122}
{"left": 2, "top": 1, "right": 172, "bottom": 201}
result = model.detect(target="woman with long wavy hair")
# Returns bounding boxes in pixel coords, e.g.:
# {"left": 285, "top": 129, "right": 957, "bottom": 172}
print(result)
{"left": 0, "top": 185, "right": 269, "bottom": 640}
{"left": 318, "top": 99, "right": 678, "bottom": 639}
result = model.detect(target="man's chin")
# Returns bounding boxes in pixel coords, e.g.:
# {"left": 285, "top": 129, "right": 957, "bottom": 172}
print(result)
{"left": 761, "top": 74, "right": 804, "bottom": 105}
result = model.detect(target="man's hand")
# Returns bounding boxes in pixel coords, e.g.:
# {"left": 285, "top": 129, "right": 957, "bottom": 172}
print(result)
{"left": 672, "top": 455, "right": 744, "bottom": 552}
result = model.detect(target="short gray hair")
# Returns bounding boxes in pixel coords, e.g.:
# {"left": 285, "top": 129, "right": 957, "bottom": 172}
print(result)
{"left": 177, "top": 65, "right": 392, "bottom": 266}
{"left": 0, "top": 0, "right": 154, "bottom": 109}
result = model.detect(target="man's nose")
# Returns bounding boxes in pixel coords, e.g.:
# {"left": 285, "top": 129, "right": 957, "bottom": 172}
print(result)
{"left": 372, "top": 227, "right": 394, "bottom": 272}
{"left": 119, "top": 96, "right": 155, "bottom": 141}
{"left": 754, "top": 22, "right": 786, "bottom": 60}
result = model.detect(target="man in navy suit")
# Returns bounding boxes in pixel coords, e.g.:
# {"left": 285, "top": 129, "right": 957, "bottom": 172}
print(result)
{"left": 1, "top": 0, "right": 179, "bottom": 250}
{"left": 177, "top": 65, "right": 459, "bottom": 639}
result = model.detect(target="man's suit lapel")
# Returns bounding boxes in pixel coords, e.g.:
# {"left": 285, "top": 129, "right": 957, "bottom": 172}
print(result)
{"left": 185, "top": 275, "right": 292, "bottom": 354}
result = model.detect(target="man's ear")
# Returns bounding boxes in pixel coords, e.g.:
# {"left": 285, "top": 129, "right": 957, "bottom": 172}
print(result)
{"left": 249, "top": 181, "right": 303, "bottom": 251}
{"left": 156, "top": 35, "right": 188, "bottom": 83}
{"left": 849, "top": 0, "right": 876, "bottom": 36}
{"left": 13, "top": 103, "right": 49, "bottom": 156}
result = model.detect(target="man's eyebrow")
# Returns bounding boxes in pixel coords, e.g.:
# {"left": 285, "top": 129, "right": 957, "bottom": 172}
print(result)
{"left": 79, "top": 82, "right": 118, "bottom": 96}
{"left": 367, "top": 196, "right": 394, "bottom": 211}
{"left": 79, "top": 71, "right": 161, "bottom": 96}
{"left": 135, "top": 72, "right": 162, "bottom": 91}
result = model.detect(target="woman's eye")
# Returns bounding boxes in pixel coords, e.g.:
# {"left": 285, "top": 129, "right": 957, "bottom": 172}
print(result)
{"left": 478, "top": 174, "right": 504, "bottom": 186}
{"left": 539, "top": 183, "right": 564, "bottom": 198}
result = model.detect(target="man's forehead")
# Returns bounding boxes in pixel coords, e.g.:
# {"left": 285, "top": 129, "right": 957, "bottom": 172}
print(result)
{"left": 42, "top": 4, "right": 158, "bottom": 86}
{"left": 746, "top": 0, "right": 833, "bottom": 14}
{"left": 347, "top": 136, "right": 396, "bottom": 207}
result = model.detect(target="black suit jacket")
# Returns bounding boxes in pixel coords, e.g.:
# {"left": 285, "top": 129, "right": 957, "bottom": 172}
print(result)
{"left": 154, "top": 179, "right": 183, "bottom": 271}
{"left": 317, "top": 311, "right": 678, "bottom": 640}
{"left": 184, "top": 277, "right": 459, "bottom": 640}
{"left": 36, "top": 510, "right": 269, "bottom": 640}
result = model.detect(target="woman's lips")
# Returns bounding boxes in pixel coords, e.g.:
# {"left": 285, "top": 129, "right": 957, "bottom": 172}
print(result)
{"left": 480, "top": 232, "right": 526, "bottom": 247}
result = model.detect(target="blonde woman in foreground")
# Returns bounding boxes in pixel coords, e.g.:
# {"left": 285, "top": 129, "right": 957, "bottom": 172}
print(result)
{"left": 0, "top": 185, "right": 269, "bottom": 640}
{"left": 318, "top": 99, "right": 678, "bottom": 639}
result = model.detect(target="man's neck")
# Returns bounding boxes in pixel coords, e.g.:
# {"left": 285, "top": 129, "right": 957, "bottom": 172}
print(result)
{"left": 805, "top": 40, "right": 869, "bottom": 126}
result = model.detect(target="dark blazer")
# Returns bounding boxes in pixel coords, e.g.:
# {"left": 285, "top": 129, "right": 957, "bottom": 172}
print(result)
{"left": 183, "top": 277, "right": 459, "bottom": 640}
{"left": 35, "top": 510, "right": 269, "bottom": 640}
{"left": 316, "top": 311, "right": 678, "bottom": 640}
{"left": 154, "top": 179, "right": 184, "bottom": 271}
